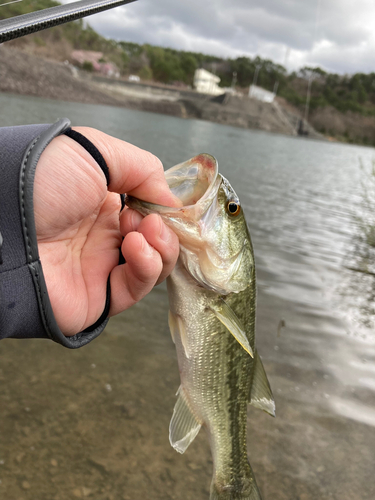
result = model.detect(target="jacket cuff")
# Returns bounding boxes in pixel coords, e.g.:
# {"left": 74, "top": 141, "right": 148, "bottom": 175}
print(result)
{"left": 0, "top": 118, "right": 108, "bottom": 348}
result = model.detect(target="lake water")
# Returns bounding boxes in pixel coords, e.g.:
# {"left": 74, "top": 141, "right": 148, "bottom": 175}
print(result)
{"left": 0, "top": 92, "right": 374, "bottom": 500}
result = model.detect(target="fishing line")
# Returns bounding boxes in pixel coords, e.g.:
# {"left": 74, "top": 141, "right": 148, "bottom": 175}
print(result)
{"left": 0, "top": 0, "right": 24, "bottom": 7}
{"left": 304, "top": 0, "right": 322, "bottom": 125}
{"left": 313, "top": 0, "right": 322, "bottom": 46}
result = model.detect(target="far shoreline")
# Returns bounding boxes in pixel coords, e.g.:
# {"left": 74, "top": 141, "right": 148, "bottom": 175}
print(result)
{"left": 1, "top": 46, "right": 328, "bottom": 141}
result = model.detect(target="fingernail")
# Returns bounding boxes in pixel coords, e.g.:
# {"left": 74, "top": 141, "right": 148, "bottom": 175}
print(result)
{"left": 142, "top": 238, "right": 154, "bottom": 256}
{"left": 130, "top": 209, "right": 143, "bottom": 229}
{"left": 159, "top": 218, "right": 171, "bottom": 243}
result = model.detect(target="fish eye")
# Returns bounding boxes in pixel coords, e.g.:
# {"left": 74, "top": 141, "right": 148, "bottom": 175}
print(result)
{"left": 227, "top": 201, "right": 241, "bottom": 216}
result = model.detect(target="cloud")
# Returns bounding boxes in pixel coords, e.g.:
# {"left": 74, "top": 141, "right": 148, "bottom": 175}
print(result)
{"left": 62, "top": 0, "right": 375, "bottom": 74}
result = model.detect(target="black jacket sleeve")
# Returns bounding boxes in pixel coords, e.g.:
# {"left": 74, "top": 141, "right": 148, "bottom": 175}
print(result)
{"left": 0, "top": 118, "right": 109, "bottom": 348}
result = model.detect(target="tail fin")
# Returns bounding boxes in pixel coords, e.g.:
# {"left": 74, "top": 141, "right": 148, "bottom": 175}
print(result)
{"left": 210, "top": 462, "right": 262, "bottom": 500}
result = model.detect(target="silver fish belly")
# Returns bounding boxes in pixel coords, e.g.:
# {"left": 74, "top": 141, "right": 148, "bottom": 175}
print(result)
{"left": 126, "top": 154, "right": 275, "bottom": 500}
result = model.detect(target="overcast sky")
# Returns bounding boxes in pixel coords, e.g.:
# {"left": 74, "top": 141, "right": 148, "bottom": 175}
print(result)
{"left": 67, "top": 0, "right": 375, "bottom": 74}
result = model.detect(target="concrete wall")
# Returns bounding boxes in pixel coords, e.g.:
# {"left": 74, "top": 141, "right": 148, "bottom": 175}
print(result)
{"left": 249, "top": 84, "right": 275, "bottom": 103}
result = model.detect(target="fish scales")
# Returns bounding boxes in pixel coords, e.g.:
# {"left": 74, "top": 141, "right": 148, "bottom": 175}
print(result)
{"left": 126, "top": 154, "right": 274, "bottom": 500}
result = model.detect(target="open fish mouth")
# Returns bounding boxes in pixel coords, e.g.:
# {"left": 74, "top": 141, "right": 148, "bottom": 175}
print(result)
{"left": 164, "top": 153, "right": 218, "bottom": 206}
{"left": 126, "top": 154, "right": 221, "bottom": 220}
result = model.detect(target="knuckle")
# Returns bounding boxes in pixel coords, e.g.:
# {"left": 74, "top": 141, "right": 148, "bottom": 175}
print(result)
{"left": 146, "top": 153, "right": 164, "bottom": 175}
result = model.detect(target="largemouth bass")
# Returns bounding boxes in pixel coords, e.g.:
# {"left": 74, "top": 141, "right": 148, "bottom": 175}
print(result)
{"left": 127, "top": 154, "right": 275, "bottom": 500}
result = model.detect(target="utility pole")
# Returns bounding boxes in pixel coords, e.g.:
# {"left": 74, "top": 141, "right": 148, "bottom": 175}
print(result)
{"left": 304, "top": 74, "right": 313, "bottom": 125}
{"left": 283, "top": 46, "right": 290, "bottom": 71}
{"left": 231, "top": 71, "right": 237, "bottom": 90}
{"left": 253, "top": 64, "right": 261, "bottom": 87}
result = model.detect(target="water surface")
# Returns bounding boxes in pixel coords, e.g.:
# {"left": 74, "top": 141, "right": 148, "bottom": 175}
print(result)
{"left": 0, "top": 92, "right": 374, "bottom": 500}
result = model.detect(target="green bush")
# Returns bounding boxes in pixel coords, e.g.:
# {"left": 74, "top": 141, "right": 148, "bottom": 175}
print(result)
{"left": 82, "top": 61, "right": 93, "bottom": 72}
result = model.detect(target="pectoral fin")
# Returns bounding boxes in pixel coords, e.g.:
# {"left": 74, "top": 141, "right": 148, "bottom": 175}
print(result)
{"left": 210, "top": 299, "right": 254, "bottom": 357}
{"left": 168, "top": 311, "right": 177, "bottom": 344}
{"left": 168, "top": 311, "right": 190, "bottom": 358}
{"left": 169, "top": 386, "right": 201, "bottom": 454}
{"left": 249, "top": 351, "right": 275, "bottom": 417}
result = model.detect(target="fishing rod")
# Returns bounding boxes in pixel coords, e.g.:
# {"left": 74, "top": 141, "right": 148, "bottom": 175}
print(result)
{"left": 0, "top": 0, "right": 137, "bottom": 44}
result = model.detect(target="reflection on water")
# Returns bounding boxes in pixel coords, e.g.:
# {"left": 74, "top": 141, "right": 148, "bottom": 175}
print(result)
{"left": 331, "top": 397, "right": 375, "bottom": 427}
{"left": 1, "top": 92, "right": 375, "bottom": 499}
{"left": 339, "top": 160, "right": 375, "bottom": 331}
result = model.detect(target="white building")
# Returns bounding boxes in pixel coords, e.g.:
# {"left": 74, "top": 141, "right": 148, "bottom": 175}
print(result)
{"left": 194, "top": 68, "right": 223, "bottom": 96}
{"left": 249, "top": 84, "right": 275, "bottom": 103}
{"left": 128, "top": 75, "right": 140, "bottom": 82}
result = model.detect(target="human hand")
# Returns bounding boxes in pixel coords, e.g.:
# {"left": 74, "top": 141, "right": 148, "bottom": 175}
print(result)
{"left": 34, "top": 127, "right": 181, "bottom": 336}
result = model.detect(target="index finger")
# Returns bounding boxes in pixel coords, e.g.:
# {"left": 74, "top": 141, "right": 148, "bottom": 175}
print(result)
{"left": 73, "top": 126, "right": 182, "bottom": 207}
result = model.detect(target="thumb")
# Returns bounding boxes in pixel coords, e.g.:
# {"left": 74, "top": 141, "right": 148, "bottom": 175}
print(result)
{"left": 72, "top": 127, "right": 182, "bottom": 207}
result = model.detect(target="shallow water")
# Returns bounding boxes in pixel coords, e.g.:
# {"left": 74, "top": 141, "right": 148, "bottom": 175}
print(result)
{"left": 0, "top": 92, "right": 374, "bottom": 499}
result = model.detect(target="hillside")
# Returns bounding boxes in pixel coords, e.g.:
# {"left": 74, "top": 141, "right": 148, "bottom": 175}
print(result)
{"left": 2, "top": 1, "right": 375, "bottom": 145}
{"left": 1, "top": 46, "right": 324, "bottom": 139}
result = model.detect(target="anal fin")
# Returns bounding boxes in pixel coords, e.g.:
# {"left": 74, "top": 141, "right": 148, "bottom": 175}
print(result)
{"left": 250, "top": 351, "right": 275, "bottom": 417}
{"left": 169, "top": 386, "right": 201, "bottom": 454}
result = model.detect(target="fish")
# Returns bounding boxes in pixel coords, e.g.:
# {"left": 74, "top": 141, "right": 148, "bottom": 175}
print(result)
{"left": 126, "top": 154, "right": 275, "bottom": 500}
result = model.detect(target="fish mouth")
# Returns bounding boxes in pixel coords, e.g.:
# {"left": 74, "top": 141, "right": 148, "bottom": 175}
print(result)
{"left": 164, "top": 153, "right": 218, "bottom": 207}
{"left": 126, "top": 154, "right": 221, "bottom": 220}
